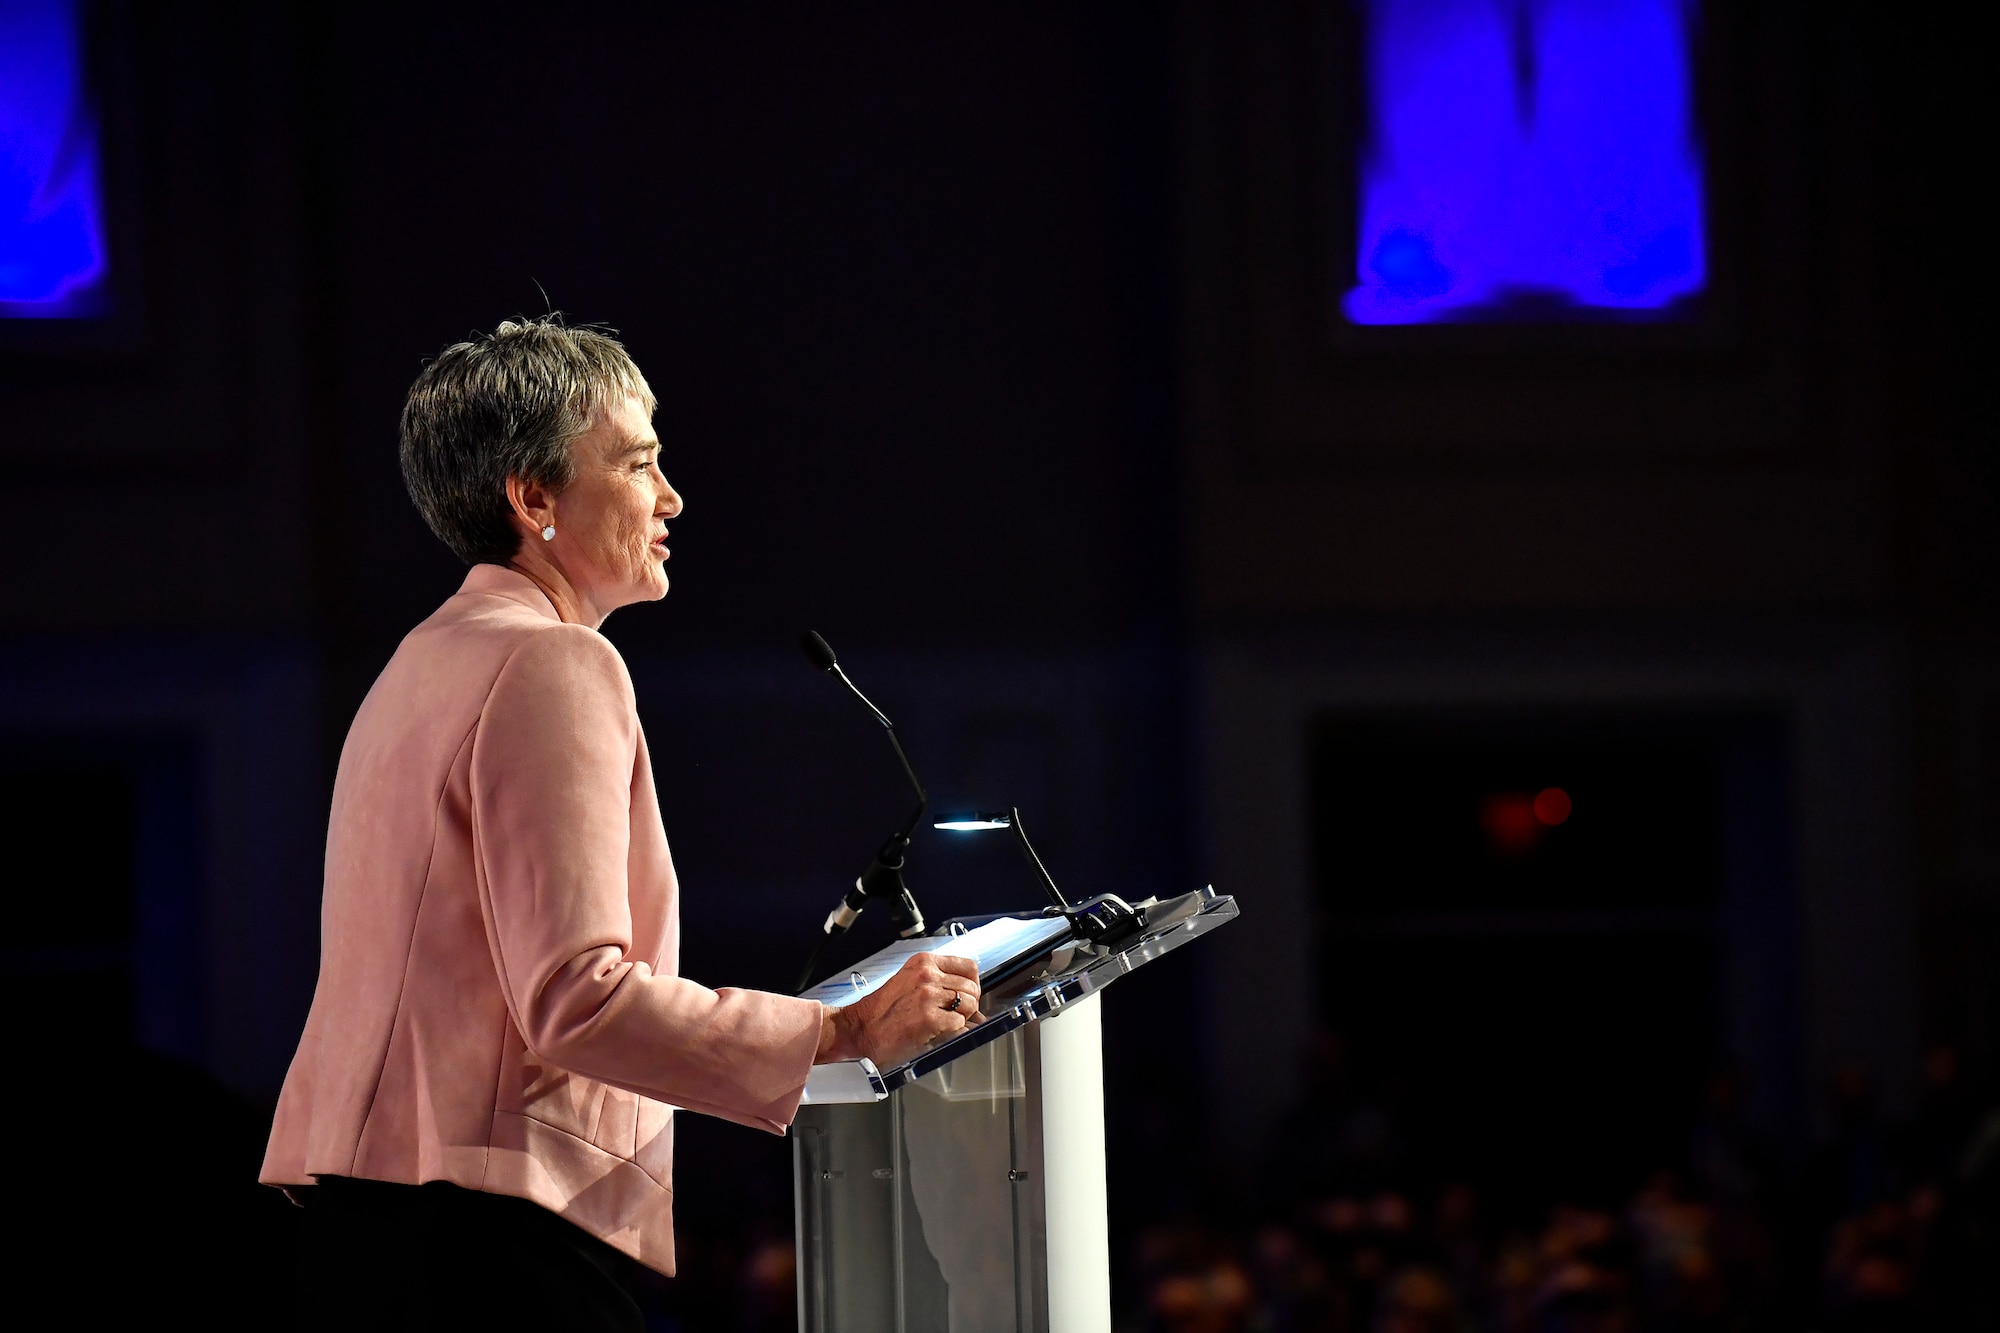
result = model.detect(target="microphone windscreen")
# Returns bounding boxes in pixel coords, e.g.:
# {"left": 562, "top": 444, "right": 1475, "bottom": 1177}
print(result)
{"left": 800, "top": 630, "right": 839, "bottom": 672}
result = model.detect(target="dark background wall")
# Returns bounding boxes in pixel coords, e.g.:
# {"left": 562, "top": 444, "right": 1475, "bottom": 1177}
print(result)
{"left": 1, "top": 1, "right": 1992, "bottom": 1327}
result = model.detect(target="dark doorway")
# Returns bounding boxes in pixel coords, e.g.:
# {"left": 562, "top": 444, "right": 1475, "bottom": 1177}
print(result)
{"left": 0, "top": 732, "right": 298, "bottom": 1326}
{"left": 0, "top": 757, "right": 139, "bottom": 1058}
{"left": 1306, "top": 711, "right": 1752, "bottom": 1216}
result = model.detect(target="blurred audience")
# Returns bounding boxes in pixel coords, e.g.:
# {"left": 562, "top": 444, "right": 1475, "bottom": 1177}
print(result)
{"left": 1108, "top": 1039, "right": 1996, "bottom": 1333}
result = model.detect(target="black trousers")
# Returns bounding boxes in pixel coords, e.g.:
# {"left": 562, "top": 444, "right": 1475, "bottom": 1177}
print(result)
{"left": 297, "top": 1176, "right": 645, "bottom": 1332}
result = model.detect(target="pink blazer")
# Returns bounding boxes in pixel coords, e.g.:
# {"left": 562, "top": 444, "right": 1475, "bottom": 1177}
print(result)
{"left": 261, "top": 564, "right": 824, "bottom": 1274}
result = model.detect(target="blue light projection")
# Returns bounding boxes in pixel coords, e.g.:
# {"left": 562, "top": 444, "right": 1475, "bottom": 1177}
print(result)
{"left": 1, "top": 0, "right": 110, "bottom": 318}
{"left": 1344, "top": 0, "right": 1705, "bottom": 324}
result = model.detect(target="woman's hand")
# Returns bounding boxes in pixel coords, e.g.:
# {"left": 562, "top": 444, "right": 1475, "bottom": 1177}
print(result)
{"left": 815, "top": 952, "right": 983, "bottom": 1068}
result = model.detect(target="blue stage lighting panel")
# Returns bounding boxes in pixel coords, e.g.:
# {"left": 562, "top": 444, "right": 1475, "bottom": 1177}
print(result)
{"left": 1345, "top": 0, "right": 1706, "bottom": 324}
{"left": 1, "top": 0, "right": 111, "bottom": 320}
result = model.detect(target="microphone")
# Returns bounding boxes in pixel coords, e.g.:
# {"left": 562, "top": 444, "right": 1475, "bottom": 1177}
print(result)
{"left": 795, "top": 631, "right": 930, "bottom": 992}
{"left": 800, "top": 630, "right": 838, "bottom": 673}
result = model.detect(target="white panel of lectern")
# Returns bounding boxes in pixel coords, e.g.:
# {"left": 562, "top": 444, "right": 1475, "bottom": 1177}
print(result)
{"left": 792, "top": 885, "right": 1239, "bottom": 1333}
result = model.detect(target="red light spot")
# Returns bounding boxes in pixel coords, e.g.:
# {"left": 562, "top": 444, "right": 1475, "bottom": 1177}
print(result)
{"left": 1534, "top": 787, "right": 1572, "bottom": 826}
{"left": 1479, "top": 792, "right": 1543, "bottom": 857}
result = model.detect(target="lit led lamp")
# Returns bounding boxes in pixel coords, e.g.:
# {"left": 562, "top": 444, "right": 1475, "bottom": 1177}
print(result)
{"left": 932, "top": 807, "right": 1150, "bottom": 953}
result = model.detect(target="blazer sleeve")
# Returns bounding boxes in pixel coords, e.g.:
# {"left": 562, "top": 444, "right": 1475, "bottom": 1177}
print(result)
{"left": 469, "top": 623, "right": 824, "bottom": 1133}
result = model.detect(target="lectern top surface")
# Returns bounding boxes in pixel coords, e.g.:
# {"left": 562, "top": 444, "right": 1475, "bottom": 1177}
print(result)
{"left": 800, "top": 887, "right": 1237, "bottom": 1101}
{"left": 800, "top": 914, "right": 1071, "bottom": 1009}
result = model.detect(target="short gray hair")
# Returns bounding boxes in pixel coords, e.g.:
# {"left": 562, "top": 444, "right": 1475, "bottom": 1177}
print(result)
{"left": 399, "top": 316, "right": 657, "bottom": 566}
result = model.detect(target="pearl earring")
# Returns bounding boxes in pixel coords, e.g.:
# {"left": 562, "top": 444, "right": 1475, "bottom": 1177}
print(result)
{"left": 541, "top": 525, "right": 555, "bottom": 542}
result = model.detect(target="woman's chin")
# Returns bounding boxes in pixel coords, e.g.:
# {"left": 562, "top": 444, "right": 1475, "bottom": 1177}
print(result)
{"left": 605, "top": 570, "right": 669, "bottom": 611}
{"left": 624, "top": 547, "right": 672, "bottom": 600}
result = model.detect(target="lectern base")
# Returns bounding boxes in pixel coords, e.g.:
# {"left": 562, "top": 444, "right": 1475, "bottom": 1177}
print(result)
{"left": 792, "top": 994, "right": 1111, "bottom": 1333}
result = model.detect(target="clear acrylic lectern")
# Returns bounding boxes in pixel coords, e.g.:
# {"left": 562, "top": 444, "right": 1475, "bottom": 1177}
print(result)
{"left": 791, "top": 885, "right": 1239, "bottom": 1333}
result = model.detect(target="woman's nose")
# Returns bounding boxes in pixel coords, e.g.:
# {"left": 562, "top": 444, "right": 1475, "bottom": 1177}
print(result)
{"left": 658, "top": 475, "right": 684, "bottom": 518}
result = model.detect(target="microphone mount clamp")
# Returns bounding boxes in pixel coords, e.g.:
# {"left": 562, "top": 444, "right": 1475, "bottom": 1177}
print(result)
{"left": 1005, "top": 805, "right": 1146, "bottom": 952}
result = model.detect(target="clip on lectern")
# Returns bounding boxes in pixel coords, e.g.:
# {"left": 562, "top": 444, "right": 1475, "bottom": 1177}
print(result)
{"left": 792, "top": 884, "right": 1239, "bottom": 1333}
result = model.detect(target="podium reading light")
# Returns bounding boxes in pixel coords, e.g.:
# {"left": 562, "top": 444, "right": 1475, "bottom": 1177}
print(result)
{"left": 933, "top": 806, "right": 1149, "bottom": 948}
{"left": 932, "top": 813, "right": 1011, "bottom": 832}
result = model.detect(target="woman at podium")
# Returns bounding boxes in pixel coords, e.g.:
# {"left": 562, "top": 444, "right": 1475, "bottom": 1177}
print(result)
{"left": 261, "top": 317, "right": 981, "bottom": 1330}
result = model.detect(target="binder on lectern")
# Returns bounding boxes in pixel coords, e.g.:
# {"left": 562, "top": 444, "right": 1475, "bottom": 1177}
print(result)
{"left": 791, "top": 884, "right": 1238, "bottom": 1333}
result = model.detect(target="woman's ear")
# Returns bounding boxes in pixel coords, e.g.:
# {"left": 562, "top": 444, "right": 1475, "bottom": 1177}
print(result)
{"left": 505, "top": 475, "right": 557, "bottom": 542}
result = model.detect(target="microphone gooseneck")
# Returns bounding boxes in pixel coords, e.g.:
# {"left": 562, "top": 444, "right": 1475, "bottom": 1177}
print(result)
{"left": 795, "top": 631, "right": 931, "bottom": 993}
{"left": 1008, "top": 806, "right": 1072, "bottom": 913}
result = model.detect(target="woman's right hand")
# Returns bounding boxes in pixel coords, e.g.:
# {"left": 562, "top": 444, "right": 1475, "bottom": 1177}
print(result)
{"left": 815, "top": 952, "right": 983, "bottom": 1069}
